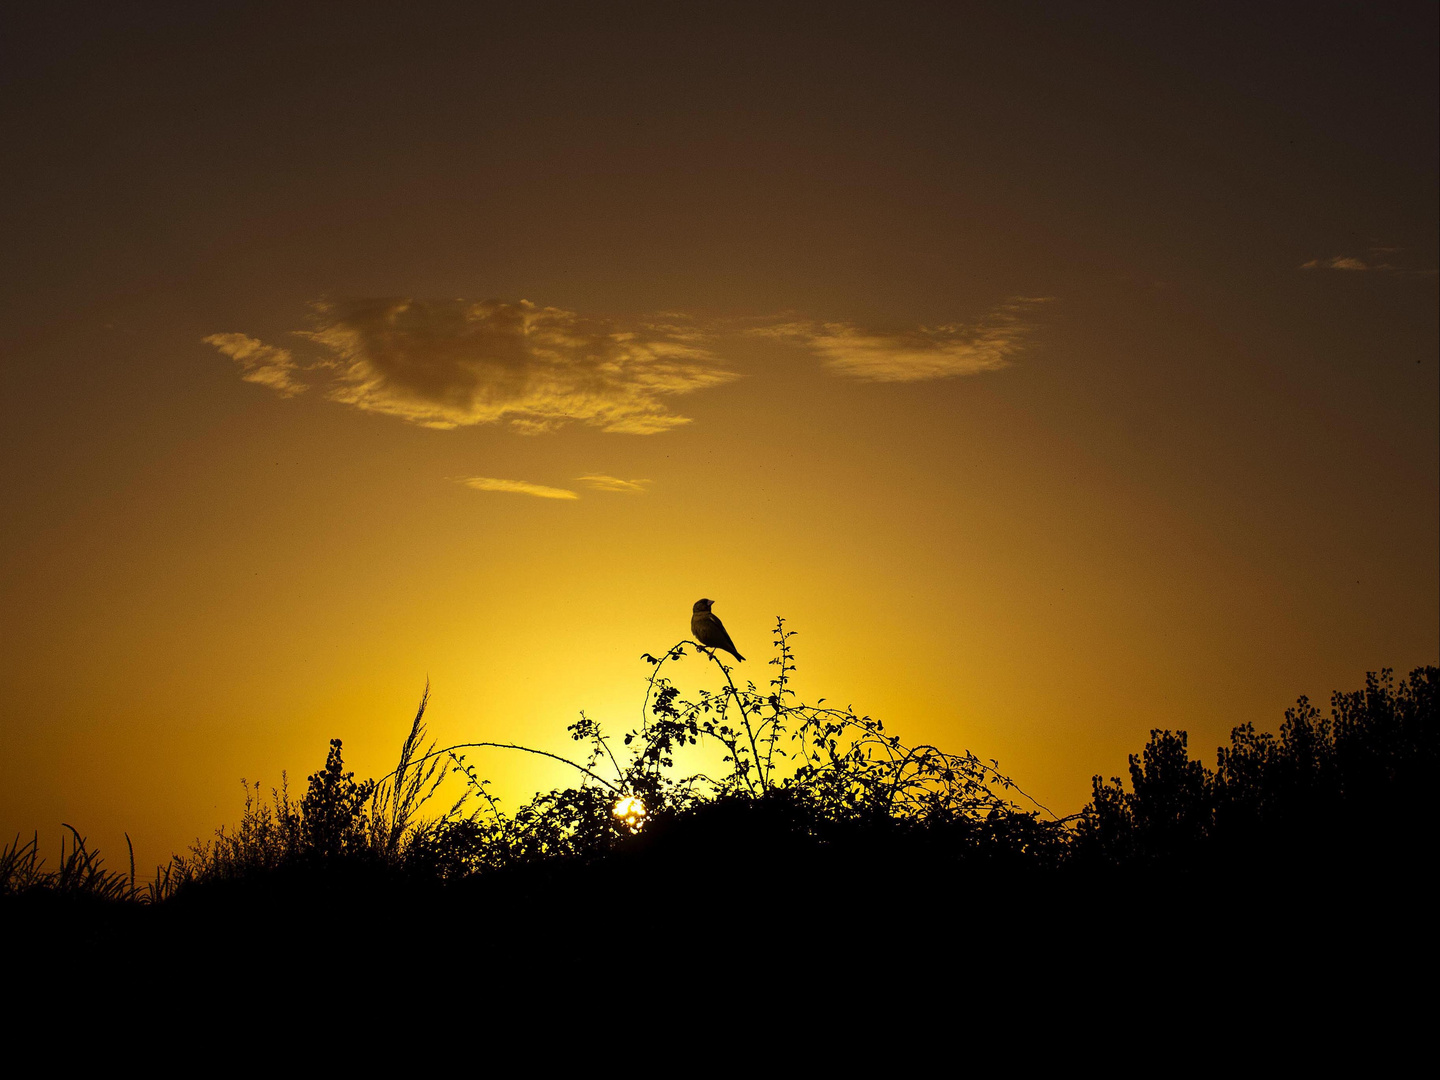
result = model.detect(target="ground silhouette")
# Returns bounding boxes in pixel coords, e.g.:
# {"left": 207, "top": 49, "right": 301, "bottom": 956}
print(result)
{"left": 4, "top": 638, "right": 1434, "bottom": 1001}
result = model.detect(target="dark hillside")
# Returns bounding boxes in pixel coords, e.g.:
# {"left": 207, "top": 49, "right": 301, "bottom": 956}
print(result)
{"left": 6, "top": 663, "right": 1434, "bottom": 1004}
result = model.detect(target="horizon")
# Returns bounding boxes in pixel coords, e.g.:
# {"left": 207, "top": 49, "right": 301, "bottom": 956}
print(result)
{"left": 1, "top": 1, "right": 1436, "bottom": 877}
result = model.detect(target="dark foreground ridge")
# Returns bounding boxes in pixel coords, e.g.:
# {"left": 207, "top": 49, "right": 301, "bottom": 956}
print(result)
{"left": 5, "top": 643, "right": 1436, "bottom": 996}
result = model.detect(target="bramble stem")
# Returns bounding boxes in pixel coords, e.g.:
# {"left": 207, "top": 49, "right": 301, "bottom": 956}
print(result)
{"left": 704, "top": 647, "right": 765, "bottom": 790}
{"left": 377, "top": 742, "right": 621, "bottom": 794}
{"left": 640, "top": 638, "right": 692, "bottom": 733}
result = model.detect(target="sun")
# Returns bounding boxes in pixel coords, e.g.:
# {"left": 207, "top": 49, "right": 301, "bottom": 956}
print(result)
{"left": 612, "top": 795, "right": 648, "bottom": 834}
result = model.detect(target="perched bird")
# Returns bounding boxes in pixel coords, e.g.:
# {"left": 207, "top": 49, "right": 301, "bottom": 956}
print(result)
{"left": 692, "top": 598, "right": 744, "bottom": 662}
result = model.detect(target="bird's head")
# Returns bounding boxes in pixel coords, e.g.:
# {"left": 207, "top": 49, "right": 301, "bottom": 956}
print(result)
{"left": 692, "top": 598, "right": 713, "bottom": 613}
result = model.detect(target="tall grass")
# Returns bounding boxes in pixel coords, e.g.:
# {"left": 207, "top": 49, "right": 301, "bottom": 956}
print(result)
{"left": 0, "top": 824, "right": 163, "bottom": 902}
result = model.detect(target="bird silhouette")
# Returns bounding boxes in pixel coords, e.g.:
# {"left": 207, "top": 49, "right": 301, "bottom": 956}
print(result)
{"left": 691, "top": 598, "right": 744, "bottom": 662}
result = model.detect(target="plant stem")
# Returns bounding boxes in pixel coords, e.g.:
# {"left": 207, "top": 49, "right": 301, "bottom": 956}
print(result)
{"left": 377, "top": 742, "right": 622, "bottom": 794}
{"left": 705, "top": 648, "right": 765, "bottom": 792}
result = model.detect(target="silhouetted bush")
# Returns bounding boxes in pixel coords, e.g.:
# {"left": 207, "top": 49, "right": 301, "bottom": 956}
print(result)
{"left": 380, "top": 619, "right": 1060, "bottom": 881}
{"left": 6, "top": 624, "right": 1434, "bottom": 917}
{"left": 1075, "top": 666, "right": 1438, "bottom": 878}
{"left": 299, "top": 739, "right": 376, "bottom": 860}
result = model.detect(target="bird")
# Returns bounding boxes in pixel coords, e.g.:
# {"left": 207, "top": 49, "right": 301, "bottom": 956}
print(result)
{"left": 691, "top": 598, "right": 744, "bottom": 662}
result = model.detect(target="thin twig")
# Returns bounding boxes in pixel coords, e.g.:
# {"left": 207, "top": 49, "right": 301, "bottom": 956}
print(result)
{"left": 378, "top": 742, "right": 622, "bottom": 794}
{"left": 703, "top": 647, "right": 765, "bottom": 790}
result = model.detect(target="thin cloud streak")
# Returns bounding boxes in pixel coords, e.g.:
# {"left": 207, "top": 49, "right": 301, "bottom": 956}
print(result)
{"left": 751, "top": 298, "right": 1049, "bottom": 382}
{"left": 204, "top": 333, "right": 308, "bottom": 397}
{"left": 1298, "top": 244, "right": 1420, "bottom": 272}
{"left": 460, "top": 476, "right": 579, "bottom": 500}
{"left": 1301, "top": 255, "right": 1392, "bottom": 271}
{"left": 577, "top": 475, "right": 651, "bottom": 493}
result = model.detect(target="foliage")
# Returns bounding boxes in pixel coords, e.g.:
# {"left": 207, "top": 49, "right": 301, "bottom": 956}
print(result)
{"left": 1078, "top": 729, "right": 1212, "bottom": 868}
{"left": 1075, "top": 665, "right": 1438, "bottom": 872}
{"left": 6, "top": 618, "right": 1434, "bottom": 904}
{"left": 168, "top": 694, "right": 448, "bottom": 888}
{"left": 403, "top": 618, "right": 1058, "bottom": 877}
{"left": 145, "top": 618, "right": 1059, "bottom": 887}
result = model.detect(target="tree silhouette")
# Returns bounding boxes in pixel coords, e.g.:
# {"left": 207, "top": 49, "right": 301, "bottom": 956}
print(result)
{"left": 1078, "top": 666, "right": 1437, "bottom": 876}
{"left": 299, "top": 740, "right": 375, "bottom": 861}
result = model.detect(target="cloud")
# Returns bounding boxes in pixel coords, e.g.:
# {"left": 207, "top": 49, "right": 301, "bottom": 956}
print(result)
{"left": 207, "top": 299, "right": 740, "bottom": 434}
{"left": 207, "top": 295, "right": 1056, "bottom": 426}
{"left": 203, "top": 333, "right": 307, "bottom": 396}
{"left": 752, "top": 298, "right": 1048, "bottom": 382}
{"left": 1299, "top": 244, "right": 1414, "bottom": 272}
{"left": 577, "top": 475, "right": 651, "bottom": 493}
{"left": 1300, "top": 255, "right": 1391, "bottom": 271}
{"left": 460, "top": 476, "right": 578, "bottom": 500}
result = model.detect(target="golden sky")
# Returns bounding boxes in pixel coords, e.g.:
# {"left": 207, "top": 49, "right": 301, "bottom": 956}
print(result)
{"left": 2, "top": 2, "right": 1436, "bottom": 875}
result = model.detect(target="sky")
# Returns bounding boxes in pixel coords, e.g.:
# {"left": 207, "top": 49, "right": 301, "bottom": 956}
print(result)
{"left": 2, "top": 1, "right": 1436, "bottom": 877}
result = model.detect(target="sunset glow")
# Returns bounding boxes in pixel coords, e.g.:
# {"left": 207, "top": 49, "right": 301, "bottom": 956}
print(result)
{"left": 1, "top": 3, "right": 1434, "bottom": 882}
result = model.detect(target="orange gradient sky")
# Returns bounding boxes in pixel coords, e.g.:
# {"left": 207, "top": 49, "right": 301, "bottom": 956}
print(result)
{"left": 2, "top": 2, "right": 1436, "bottom": 875}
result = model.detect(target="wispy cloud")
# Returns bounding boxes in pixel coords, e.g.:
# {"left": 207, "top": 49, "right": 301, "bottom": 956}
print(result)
{"left": 577, "top": 475, "right": 651, "bottom": 493}
{"left": 751, "top": 298, "right": 1048, "bottom": 382}
{"left": 206, "top": 299, "right": 739, "bottom": 434}
{"left": 1300, "top": 255, "right": 1393, "bottom": 271}
{"left": 460, "top": 476, "right": 578, "bottom": 500}
{"left": 1299, "top": 243, "right": 1417, "bottom": 272}
{"left": 203, "top": 333, "right": 307, "bottom": 397}
{"left": 208, "top": 296, "right": 1054, "bottom": 426}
